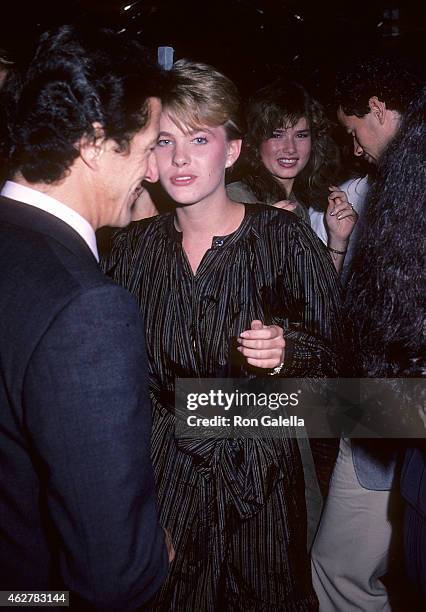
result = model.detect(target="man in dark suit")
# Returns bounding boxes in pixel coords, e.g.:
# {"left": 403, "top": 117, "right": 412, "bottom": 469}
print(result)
{"left": 0, "top": 25, "right": 170, "bottom": 608}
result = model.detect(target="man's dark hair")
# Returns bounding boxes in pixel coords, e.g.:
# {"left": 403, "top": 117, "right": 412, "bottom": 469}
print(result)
{"left": 5, "top": 25, "right": 164, "bottom": 184}
{"left": 335, "top": 56, "right": 422, "bottom": 118}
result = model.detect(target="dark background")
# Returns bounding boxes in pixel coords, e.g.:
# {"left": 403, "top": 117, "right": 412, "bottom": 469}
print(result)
{"left": 1, "top": 0, "right": 424, "bottom": 95}
{"left": 1, "top": 1, "right": 424, "bottom": 186}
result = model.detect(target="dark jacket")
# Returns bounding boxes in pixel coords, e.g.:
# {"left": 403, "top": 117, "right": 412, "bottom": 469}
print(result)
{"left": 0, "top": 196, "right": 167, "bottom": 609}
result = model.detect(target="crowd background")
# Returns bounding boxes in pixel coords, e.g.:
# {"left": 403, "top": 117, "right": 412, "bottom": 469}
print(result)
{"left": 1, "top": 2, "right": 424, "bottom": 103}
{"left": 0, "top": 1, "right": 424, "bottom": 193}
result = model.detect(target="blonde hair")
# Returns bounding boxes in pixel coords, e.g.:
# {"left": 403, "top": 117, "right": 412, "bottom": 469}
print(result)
{"left": 162, "top": 59, "right": 245, "bottom": 140}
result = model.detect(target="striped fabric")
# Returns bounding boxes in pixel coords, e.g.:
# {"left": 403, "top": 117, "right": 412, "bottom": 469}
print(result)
{"left": 103, "top": 204, "right": 343, "bottom": 611}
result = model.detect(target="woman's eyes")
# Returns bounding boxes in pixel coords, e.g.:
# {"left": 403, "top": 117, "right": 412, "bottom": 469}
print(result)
{"left": 270, "top": 131, "right": 310, "bottom": 139}
{"left": 191, "top": 136, "right": 208, "bottom": 144}
{"left": 156, "top": 136, "right": 208, "bottom": 146}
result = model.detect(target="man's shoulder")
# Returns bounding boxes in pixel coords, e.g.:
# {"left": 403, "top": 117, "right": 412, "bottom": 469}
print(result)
{"left": 1, "top": 221, "right": 101, "bottom": 290}
{"left": 0, "top": 216, "right": 129, "bottom": 333}
{"left": 0, "top": 219, "right": 140, "bottom": 384}
{"left": 0, "top": 197, "right": 102, "bottom": 289}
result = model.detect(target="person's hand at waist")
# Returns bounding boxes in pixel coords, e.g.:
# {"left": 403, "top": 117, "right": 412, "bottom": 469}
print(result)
{"left": 237, "top": 320, "right": 285, "bottom": 369}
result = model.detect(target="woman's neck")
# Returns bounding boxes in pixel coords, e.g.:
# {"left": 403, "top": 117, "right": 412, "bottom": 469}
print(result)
{"left": 174, "top": 192, "right": 244, "bottom": 239}
{"left": 174, "top": 191, "right": 245, "bottom": 275}
{"left": 275, "top": 176, "right": 294, "bottom": 199}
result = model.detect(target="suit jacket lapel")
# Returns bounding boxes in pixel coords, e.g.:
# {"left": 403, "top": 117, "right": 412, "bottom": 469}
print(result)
{"left": 0, "top": 196, "right": 98, "bottom": 264}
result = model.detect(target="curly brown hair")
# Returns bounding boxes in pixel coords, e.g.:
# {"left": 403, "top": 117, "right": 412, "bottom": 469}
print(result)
{"left": 242, "top": 79, "right": 340, "bottom": 211}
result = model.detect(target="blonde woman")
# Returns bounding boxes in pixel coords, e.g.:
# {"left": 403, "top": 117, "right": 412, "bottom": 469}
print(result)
{"left": 105, "top": 60, "right": 343, "bottom": 611}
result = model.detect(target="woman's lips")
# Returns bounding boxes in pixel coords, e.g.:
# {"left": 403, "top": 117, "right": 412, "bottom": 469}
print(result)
{"left": 277, "top": 158, "right": 298, "bottom": 168}
{"left": 170, "top": 174, "right": 197, "bottom": 186}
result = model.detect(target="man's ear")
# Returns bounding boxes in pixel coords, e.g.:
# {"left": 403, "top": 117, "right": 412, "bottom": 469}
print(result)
{"left": 78, "top": 122, "right": 106, "bottom": 169}
{"left": 225, "top": 139, "right": 242, "bottom": 169}
{"left": 368, "top": 97, "right": 387, "bottom": 125}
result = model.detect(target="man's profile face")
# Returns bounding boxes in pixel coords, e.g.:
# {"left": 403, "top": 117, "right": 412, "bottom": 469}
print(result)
{"left": 337, "top": 106, "right": 393, "bottom": 165}
{"left": 98, "top": 97, "right": 162, "bottom": 228}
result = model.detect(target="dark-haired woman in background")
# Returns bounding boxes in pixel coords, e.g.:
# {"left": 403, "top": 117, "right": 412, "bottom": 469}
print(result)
{"left": 343, "top": 87, "right": 426, "bottom": 605}
{"left": 228, "top": 81, "right": 358, "bottom": 508}
{"left": 227, "top": 80, "right": 358, "bottom": 275}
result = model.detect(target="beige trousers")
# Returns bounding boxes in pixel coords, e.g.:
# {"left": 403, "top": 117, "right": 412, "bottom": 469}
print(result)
{"left": 311, "top": 438, "right": 392, "bottom": 612}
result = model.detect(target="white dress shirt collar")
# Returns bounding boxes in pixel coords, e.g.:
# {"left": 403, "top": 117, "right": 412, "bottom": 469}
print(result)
{"left": 1, "top": 180, "right": 99, "bottom": 261}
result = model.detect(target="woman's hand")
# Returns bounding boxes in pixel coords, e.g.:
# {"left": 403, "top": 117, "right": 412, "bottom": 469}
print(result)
{"left": 238, "top": 320, "right": 285, "bottom": 368}
{"left": 326, "top": 185, "right": 358, "bottom": 249}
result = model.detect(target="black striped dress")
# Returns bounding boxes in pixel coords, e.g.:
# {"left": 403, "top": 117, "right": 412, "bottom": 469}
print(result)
{"left": 104, "top": 204, "right": 343, "bottom": 612}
